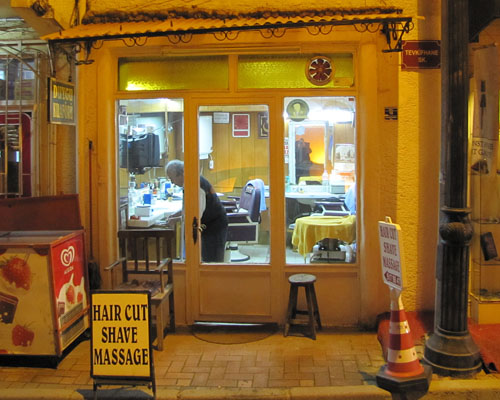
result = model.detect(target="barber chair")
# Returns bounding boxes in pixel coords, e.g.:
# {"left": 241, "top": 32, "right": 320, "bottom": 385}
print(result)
{"left": 222, "top": 179, "right": 263, "bottom": 262}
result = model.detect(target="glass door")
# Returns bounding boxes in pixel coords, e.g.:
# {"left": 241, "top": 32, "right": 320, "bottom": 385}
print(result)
{"left": 190, "top": 102, "right": 272, "bottom": 322}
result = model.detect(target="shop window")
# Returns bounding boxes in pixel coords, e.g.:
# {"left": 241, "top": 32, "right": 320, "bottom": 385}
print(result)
{"left": 118, "top": 98, "right": 184, "bottom": 258}
{"left": 0, "top": 54, "right": 37, "bottom": 197}
{"left": 118, "top": 56, "right": 229, "bottom": 91}
{"left": 238, "top": 53, "right": 354, "bottom": 89}
{"left": 285, "top": 96, "right": 356, "bottom": 265}
{"left": 0, "top": 57, "right": 36, "bottom": 101}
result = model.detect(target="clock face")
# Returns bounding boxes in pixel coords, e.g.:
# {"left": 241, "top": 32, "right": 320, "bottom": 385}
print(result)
{"left": 306, "top": 56, "right": 334, "bottom": 86}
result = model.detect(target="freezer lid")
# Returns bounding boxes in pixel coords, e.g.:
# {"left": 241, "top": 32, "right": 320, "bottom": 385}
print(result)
{"left": 0, "top": 195, "right": 83, "bottom": 231}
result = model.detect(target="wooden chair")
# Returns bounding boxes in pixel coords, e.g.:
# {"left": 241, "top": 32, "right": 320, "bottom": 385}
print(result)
{"left": 106, "top": 228, "right": 175, "bottom": 351}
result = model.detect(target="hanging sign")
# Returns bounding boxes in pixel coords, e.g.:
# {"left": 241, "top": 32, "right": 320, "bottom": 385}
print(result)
{"left": 401, "top": 40, "right": 441, "bottom": 70}
{"left": 48, "top": 78, "right": 75, "bottom": 125}
{"left": 90, "top": 291, "right": 154, "bottom": 386}
{"left": 378, "top": 217, "right": 405, "bottom": 291}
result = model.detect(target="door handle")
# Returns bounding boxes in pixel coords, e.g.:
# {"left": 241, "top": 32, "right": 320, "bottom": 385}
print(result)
{"left": 192, "top": 216, "right": 198, "bottom": 244}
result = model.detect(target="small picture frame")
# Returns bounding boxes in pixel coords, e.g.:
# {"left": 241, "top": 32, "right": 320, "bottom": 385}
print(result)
{"left": 258, "top": 112, "right": 269, "bottom": 138}
{"left": 480, "top": 232, "right": 498, "bottom": 261}
{"left": 118, "top": 114, "right": 128, "bottom": 126}
{"left": 232, "top": 113, "right": 250, "bottom": 137}
{"left": 334, "top": 144, "right": 355, "bottom": 163}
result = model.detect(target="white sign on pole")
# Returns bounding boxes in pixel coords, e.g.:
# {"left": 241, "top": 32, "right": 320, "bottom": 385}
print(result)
{"left": 378, "top": 217, "right": 405, "bottom": 291}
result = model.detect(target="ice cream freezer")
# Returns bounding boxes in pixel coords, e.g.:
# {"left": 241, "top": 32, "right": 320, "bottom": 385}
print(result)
{"left": 0, "top": 195, "right": 89, "bottom": 358}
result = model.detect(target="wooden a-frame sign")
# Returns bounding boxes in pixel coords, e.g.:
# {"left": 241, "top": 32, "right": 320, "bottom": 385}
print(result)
{"left": 90, "top": 290, "right": 156, "bottom": 399}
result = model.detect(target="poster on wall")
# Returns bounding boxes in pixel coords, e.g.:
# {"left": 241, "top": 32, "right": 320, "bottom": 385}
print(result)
{"left": 258, "top": 112, "right": 269, "bottom": 138}
{"left": 232, "top": 114, "right": 250, "bottom": 137}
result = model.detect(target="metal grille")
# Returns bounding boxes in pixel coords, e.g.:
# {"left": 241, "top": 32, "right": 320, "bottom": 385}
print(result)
{"left": 0, "top": 44, "right": 45, "bottom": 197}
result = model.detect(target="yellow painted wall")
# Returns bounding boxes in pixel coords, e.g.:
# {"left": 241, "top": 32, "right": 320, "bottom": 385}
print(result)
{"left": 395, "top": 1, "right": 441, "bottom": 312}
{"left": 41, "top": 0, "right": 442, "bottom": 326}
{"left": 357, "top": 0, "right": 441, "bottom": 320}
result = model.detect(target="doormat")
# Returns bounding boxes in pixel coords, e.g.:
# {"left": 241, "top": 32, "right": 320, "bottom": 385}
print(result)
{"left": 191, "top": 322, "right": 279, "bottom": 345}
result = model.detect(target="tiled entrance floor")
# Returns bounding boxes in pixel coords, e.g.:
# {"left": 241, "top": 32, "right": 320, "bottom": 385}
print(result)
{"left": 0, "top": 329, "right": 385, "bottom": 390}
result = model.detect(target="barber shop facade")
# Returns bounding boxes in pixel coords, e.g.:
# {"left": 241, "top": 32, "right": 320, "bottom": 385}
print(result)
{"left": 44, "top": 3, "right": 441, "bottom": 328}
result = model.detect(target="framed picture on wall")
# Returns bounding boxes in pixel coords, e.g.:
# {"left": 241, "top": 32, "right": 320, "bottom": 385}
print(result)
{"left": 232, "top": 113, "right": 250, "bottom": 137}
{"left": 334, "top": 143, "right": 355, "bottom": 163}
{"left": 258, "top": 112, "right": 269, "bottom": 138}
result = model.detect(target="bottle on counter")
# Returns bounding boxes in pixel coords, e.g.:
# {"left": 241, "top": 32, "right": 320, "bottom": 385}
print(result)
{"left": 164, "top": 181, "right": 173, "bottom": 200}
{"left": 128, "top": 180, "right": 138, "bottom": 215}
{"left": 322, "top": 170, "right": 329, "bottom": 189}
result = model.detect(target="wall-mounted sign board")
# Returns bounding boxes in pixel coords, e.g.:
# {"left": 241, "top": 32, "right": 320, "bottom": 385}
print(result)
{"left": 48, "top": 78, "right": 75, "bottom": 125}
{"left": 401, "top": 40, "right": 441, "bottom": 70}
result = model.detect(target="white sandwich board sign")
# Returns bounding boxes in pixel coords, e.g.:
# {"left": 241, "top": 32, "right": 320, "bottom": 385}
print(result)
{"left": 378, "top": 217, "right": 405, "bottom": 291}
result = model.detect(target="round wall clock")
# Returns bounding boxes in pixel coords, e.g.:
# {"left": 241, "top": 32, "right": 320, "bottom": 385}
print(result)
{"left": 306, "top": 56, "right": 334, "bottom": 86}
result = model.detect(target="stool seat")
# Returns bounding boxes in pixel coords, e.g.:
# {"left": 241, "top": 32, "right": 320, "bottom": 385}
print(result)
{"left": 284, "top": 273, "right": 321, "bottom": 339}
{"left": 289, "top": 273, "right": 316, "bottom": 285}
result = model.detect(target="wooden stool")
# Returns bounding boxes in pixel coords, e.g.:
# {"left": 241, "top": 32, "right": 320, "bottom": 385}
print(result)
{"left": 284, "top": 273, "right": 322, "bottom": 339}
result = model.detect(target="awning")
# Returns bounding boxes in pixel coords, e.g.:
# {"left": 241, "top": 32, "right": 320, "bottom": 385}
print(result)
{"left": 43, "top": 11, "right": 413, "bottom": 53}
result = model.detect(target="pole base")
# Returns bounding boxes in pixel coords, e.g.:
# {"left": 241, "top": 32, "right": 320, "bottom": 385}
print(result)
{"left": 424, "top": 330, "right": 482, "bottom": 377}
{"left": 376, "top": 363, "right": 432, "bottom": 395}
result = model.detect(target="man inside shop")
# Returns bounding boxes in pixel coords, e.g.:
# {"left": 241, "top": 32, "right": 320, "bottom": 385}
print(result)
{"left": 165, "top": 160, "right": 228, "bottom": 262}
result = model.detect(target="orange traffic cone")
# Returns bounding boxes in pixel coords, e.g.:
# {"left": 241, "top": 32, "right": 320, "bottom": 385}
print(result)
{"left": 376, "top": 288, "right": 432, "bottom": 394}
{"left": 385, "top": 289, "right": 424, "bottom": 377}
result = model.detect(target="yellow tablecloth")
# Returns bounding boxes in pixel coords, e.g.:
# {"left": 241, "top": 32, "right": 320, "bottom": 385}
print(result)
{"left": 291, "top": 215, "right": 356, "bottom": 257}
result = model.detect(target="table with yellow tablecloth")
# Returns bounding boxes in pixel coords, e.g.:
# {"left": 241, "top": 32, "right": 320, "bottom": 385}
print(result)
{"left": 291, "top": 214, "right": 356, "bottom": 257}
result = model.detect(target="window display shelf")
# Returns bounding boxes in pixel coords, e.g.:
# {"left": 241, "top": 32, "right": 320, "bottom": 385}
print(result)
{"left": 471, "top": 218, "right": 500, "bottom": 224}
{"left": 470, "top": 289, "right": 500, "bottom": 302}
{"left": 471, "top": 258, "right": 500, "bottom": 266}
{"left": 469, "top": 199, "right": 500, "bottom": 324}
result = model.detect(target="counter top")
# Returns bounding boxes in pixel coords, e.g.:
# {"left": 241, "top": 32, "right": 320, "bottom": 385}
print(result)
{"left": 128, "top": 199, "right": 183, "bottom": 228}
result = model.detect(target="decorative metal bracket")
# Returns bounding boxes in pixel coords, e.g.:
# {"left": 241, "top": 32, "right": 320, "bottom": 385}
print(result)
{"left": 50, "top": 40, "right": 100, "bottom": 68}
{"left": 381, "top": 20, "right": 413, "bottom": 53}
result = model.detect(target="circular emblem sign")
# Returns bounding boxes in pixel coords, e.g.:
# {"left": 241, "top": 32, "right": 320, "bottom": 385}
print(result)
{"left": 286, "top": 99, "right": 309, "bottom": 122}
{"left": 306, "top": 56, "right": 334, "bottom": 86}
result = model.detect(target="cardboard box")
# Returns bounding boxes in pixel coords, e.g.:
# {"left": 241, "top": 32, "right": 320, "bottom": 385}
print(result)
{"left": 135, "top": 205, "right": 152, "bottom": 217}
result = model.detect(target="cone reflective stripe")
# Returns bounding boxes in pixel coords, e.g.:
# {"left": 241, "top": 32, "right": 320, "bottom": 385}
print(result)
{"left": 385, "top": 289, "right": 424, "bottom": 377}
{"left": 388, "top": 311, "right": 414, "bottom": 350}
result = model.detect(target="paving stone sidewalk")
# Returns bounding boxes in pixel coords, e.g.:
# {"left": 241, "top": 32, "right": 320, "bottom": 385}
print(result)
{"left": 1, "top": 329, "right": 499, "bottom": 399}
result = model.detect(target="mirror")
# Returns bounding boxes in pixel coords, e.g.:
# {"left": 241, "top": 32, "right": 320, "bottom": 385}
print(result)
{"left": 285, "top": 96, "right": 355, "bottom": 194}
